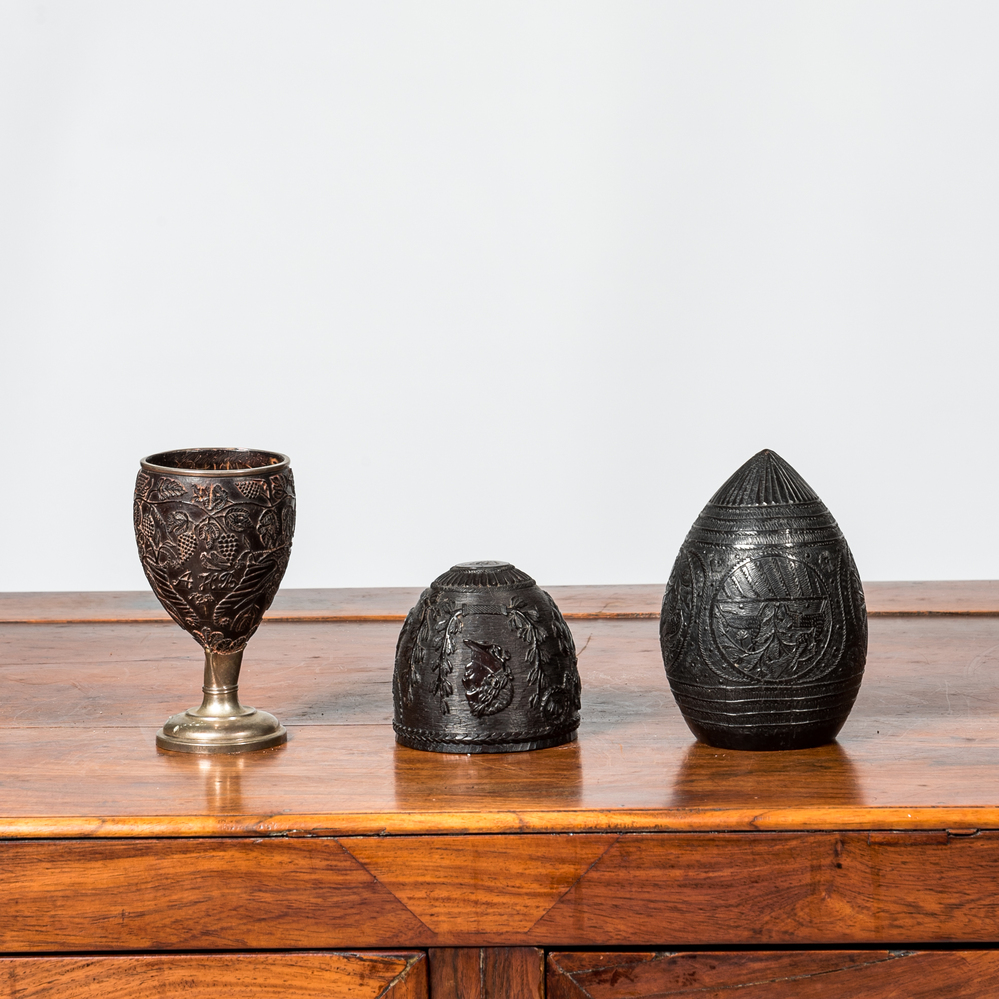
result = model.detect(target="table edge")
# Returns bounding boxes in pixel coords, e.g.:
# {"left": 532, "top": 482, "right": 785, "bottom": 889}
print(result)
{"left": 1, "top": 807, "right": 997, "bottom": 838}
{"left": 3, "top": 581, "right": 999, "bottom": 623}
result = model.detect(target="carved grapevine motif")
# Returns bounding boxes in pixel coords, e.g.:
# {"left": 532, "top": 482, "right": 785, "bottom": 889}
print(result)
{"left": 133, "top": 468, "right": 296, "bottom": 653}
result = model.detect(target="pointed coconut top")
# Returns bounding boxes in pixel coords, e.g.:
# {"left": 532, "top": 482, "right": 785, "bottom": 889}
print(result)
{"left": 708, "top": 449, "right": 819, "bottom": 507}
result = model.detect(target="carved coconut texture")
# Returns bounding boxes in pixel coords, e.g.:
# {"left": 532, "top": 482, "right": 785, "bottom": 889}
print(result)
{"left": 393, "top": 561, "right": 581, "bottom": 753}
{"left": 133, "top": 463, "right": 296, "bottom": 654}
{"left": 660, "top": 450, "right": 868, "bottom": 751}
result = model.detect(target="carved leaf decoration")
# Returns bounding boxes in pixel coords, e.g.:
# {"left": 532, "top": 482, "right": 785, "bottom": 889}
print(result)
{"left": 269, "top": 475, "right": 286, "bottom": 501}
{"left": 257, "top": 508, "right": 279, "bottom": 548}
{"left": 135, "top": 472, "right": 152, "bottom": 499}
{"left": 143, "top": 559, "right": 201, "bottom": 633}
{"left": 168, "top": 510, "right": 189, "bottom": 534}
{"left": 282, "top": 505, "right": 296, "bottom": 541}
{"left": 152, "top": 478, "right": 185, "bottom": 501}
{"left": 507, "top": 593, "right": 580, "bottom": 726}
{"left": 224, "top": 508, "right": 255, "bottom": 533}
{"left": 194, "top": 628, "right": 241, "bottom": 654}
{"left": 212, "top": 556, "right": 285, "bottom": 637}
{"left": 197, "top": 519, "right": 223, "bottom": 548}
{"left": 660, "top": 553, "right": 696, "bottom": 671}
{"left": 193, "top": 483, "right": 229, "bottom": 510}
{"left": 395, "top": 601, "right": 425, "bottom": 707}
{"left": 429, "top": 605, "right": 462, "bottom": 714}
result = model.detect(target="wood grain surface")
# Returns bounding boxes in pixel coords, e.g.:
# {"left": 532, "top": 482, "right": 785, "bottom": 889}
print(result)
{"left": 429, "top": 949, "right": 543, "bottom": 999}
{"left": 3, "top": 581, "right": 998, "bottom": 623}
{"left": 0, "top": 952, "right": 427, "bottom": 999}
{"left": 547, "top": 950, "right": 999, "bottom": 999}
{"left": 3, "top": 586, "right": 999, "bottom": 969}
{"left": 2, "top": 612, "right": 999, "bottom": 835}
{"left": 5, "top": 831, "right": 999, "bottom": 950}
{"left": 0, "top": 585, "right": 660, "bottom": 623}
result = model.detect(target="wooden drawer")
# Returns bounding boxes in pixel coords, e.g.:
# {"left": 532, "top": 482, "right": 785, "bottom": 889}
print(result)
{"left": 548, "top": 950, "right": 999, "bottom": 998}
{"left": 0, "top": 951, "right": 427, "bottom": 999}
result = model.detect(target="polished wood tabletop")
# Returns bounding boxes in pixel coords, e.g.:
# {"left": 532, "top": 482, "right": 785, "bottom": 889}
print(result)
{"left": 2, "top": 582, "right": 998, "bottom": 838}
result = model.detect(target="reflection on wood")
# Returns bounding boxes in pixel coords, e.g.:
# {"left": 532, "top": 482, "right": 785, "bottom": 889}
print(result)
{"left": 668, "top": 741, "right": 863, "bottom": 808}
{"left": 4, "top": 615, "right": 999, "bottom": 833}
{"left": 391, "top": 740, "right": 583, "bottom": 812}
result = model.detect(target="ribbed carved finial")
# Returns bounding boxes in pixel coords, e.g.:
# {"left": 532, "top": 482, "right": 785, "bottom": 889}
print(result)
{"left": 708, "top": 449, "right": 819, "bottom": 507}
{"left": 432, "top": 561, "right": 536, "bottom": 589}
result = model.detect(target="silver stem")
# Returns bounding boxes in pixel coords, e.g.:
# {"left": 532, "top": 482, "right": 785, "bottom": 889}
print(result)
{"left": 191, "top": 649, "right": 249, "bottom": 718}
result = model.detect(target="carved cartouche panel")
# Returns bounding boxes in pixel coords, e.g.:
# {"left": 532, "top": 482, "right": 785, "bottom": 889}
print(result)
{"left": 660, "top": 449, "right": 867, "bottom": 751}
{"left": 393, "top": 561, "right": 581, "bottom": 753}
{"left": 134, "top": 449, "right": 296, "bottom": 654}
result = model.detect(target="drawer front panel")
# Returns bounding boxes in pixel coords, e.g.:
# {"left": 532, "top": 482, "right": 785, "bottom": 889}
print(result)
{"left": 4, "top": 832, "right": 999, "bottom": 950}
{"left": 0, "top": 951, "right": 427, "bottom": 999}
{"left": 548, "top": 951, "right": 999, "bottom": 999}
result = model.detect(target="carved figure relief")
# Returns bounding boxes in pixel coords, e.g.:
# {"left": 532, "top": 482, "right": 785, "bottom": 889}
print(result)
{"left": 462, "top": 640, "right": 514, "bottom": 717}
{"left": 392, "top": 561, "right": 581, "bottom": 753}
{"left": 709, "top": 555, "right": 833, "bottom": 683}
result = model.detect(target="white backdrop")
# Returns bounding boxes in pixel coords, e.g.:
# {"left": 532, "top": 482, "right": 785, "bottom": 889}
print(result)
{"left": 2, "top": 2, "right": 997, "bottom": 591}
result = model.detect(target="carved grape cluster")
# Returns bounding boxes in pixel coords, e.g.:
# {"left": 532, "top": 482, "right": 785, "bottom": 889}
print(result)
{"left": 133, "top": 467, "right": 295, "bottom": 653}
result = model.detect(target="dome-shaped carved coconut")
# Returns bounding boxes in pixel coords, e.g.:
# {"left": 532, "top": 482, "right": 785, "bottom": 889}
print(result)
{"left": 394, "top": 561, "right": 581, "bottom": 753}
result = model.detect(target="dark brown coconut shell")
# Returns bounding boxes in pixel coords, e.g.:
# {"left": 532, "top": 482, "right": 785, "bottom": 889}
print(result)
{"left": 660, "top": 450, "right": 867, "bottom": 751}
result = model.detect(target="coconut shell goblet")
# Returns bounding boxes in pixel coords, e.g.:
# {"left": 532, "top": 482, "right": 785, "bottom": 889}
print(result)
{"left": 660, "top": 449, "right": 867, "bottom": 751}
{"left": 393, "top": 561, "right": 581, "bottom": 752}
{"left": 133, "top": 448, "right": 295, "bottom": 753}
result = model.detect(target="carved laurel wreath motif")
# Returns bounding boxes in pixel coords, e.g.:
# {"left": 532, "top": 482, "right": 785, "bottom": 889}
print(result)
{"left": 502, "top": 592, "right": 581, "bottom": 729}
{"left": 401, "top": 593, "right": 463, "bottom": 715}
{"left": 133, "top": 469, "right": 295, "bottom": 653}
{"left": 398, "top": 587, "right": 581, "bottom": 730}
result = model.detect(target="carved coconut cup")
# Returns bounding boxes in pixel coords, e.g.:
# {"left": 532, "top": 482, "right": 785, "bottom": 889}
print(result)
{"left": 660, "top": 449, "right": 867, "bottom": 751}
{"left": 133, "top": 447, "right": 295, "bottom": 753}
{"left": 393, "top": 561, "right": 581, "bottom": 753}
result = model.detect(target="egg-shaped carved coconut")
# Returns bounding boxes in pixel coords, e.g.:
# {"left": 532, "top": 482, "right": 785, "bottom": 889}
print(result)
{"left": 660, "top": 450, "right": 867, "bottom": 751}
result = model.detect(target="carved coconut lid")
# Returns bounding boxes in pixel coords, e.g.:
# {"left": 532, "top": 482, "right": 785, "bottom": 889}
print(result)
{"left": 430, "top": 560, "right": 536, "bottom": 590}
{"left": 708, "top": 449, "right": 819, "bottom": 507}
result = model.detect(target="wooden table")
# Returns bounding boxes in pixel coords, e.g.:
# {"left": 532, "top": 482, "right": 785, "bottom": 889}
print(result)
{"left": 3, "top": 582, "right": 999, "bottom": 998}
